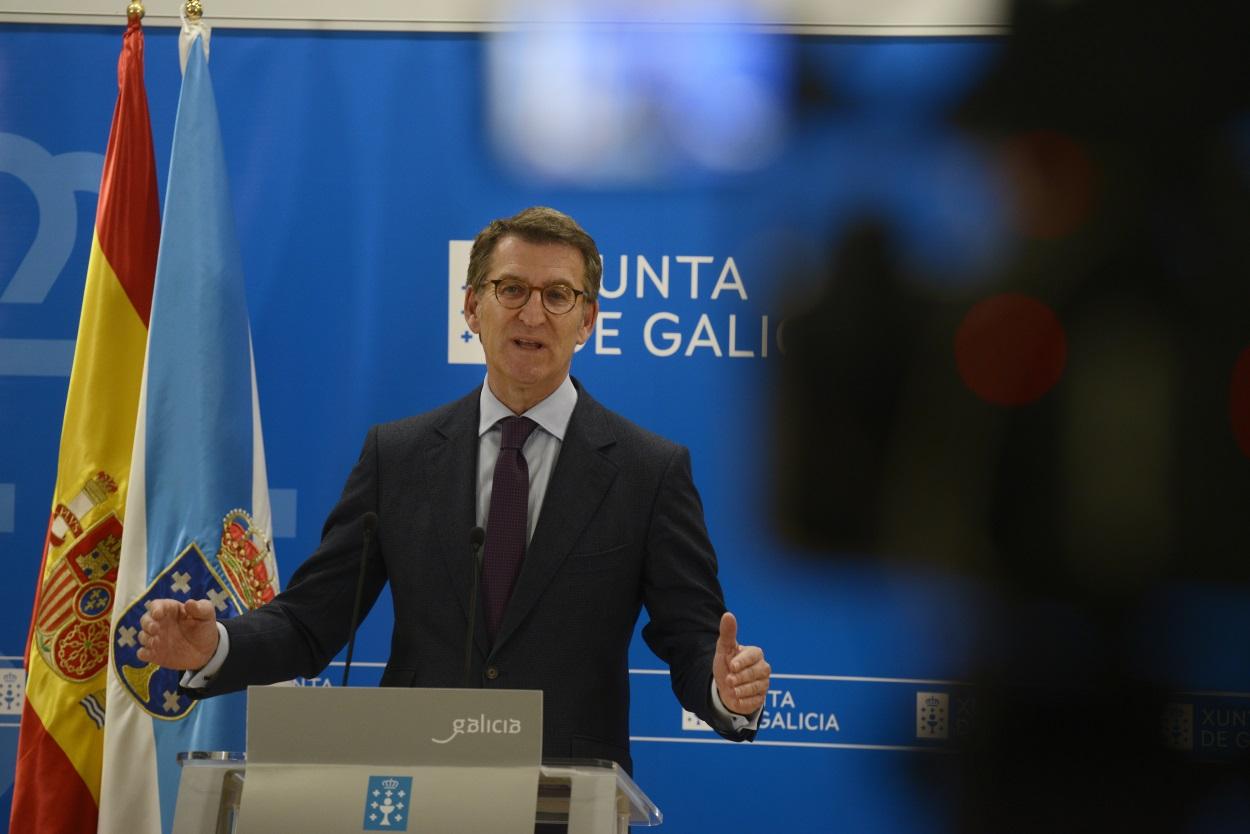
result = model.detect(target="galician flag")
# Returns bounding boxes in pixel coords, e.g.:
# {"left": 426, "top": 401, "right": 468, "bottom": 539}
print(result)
{"left": 98, "top": 19, "right": 279, "bottom": 834}
{"left": 9, "top": 14, "right": 159, "bottom": 834}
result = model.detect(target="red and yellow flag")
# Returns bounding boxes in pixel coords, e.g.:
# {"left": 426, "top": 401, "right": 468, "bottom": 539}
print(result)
{"left": 10, "top": 15, "right": 159, "bottom": 833}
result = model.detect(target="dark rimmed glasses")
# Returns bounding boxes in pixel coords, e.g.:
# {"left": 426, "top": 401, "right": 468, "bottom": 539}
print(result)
{"left": 487, "top": 279, "right": 587, "bottom": 315}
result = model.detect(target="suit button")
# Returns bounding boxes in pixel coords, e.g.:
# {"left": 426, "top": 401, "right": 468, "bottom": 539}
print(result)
{"left": 485, "top": 666, "right": 499, "bottom": 680}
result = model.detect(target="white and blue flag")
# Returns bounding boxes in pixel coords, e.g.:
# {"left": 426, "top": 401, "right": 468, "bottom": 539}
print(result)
{"left": 100, "top": 22, "right": 279, "bottom": 834}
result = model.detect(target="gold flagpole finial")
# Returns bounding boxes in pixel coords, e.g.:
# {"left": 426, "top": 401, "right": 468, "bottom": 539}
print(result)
{"left": 126, "top": 1, "right": 144, "bottom": 19}
{"left": 184, "top": 0, "right": 203, "bottom": 20}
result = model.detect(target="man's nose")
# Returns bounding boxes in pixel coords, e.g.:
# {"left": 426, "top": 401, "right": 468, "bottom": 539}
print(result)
{"left": 517, "top": 288, "right": 546, "bottom": 323}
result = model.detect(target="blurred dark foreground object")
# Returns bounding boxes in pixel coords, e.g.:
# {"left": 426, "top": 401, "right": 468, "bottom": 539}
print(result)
{"left": 773, "top": 1, "right": 1250, "bottom": 831}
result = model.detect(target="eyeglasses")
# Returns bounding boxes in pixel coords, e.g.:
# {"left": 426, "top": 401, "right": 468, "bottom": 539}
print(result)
{"left": 487, "top": 279, "right": 587, "bottom": 315}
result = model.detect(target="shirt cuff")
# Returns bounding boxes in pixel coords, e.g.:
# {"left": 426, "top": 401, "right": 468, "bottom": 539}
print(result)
{"left": 178, "top": 622, "right": 230, "bottom": 689}
{"left": 709, "top": 676, "right": 762, "bottom": 732}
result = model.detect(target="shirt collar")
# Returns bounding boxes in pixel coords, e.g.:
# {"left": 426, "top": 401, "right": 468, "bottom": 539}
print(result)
{"left": 478, "top": 375, "right": 578, "bottom": 441}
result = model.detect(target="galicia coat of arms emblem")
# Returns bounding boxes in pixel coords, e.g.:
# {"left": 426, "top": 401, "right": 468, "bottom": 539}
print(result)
{"left": 112, "top": 541, "right": 244, "bottom": 719}
{"left": 111, "top": 506, "right": 276, "bottom": 719}
{"left": 363, "top": 775, "right": 412, "bottom": 831}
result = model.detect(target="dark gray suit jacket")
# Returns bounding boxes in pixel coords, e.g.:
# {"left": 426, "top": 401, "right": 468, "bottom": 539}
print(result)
{"left": 200, "top": 382, "right": 752, "bottom": 771}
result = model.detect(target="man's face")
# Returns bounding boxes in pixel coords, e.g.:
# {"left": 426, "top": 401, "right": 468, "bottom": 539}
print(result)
{"left": 464, "top": 235, "right": 598, "bottom": 409}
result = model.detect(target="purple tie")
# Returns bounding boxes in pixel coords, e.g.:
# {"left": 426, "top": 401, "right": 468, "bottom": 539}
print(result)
{"left": 482, "top": 416, "right": 538, "bottom": 639}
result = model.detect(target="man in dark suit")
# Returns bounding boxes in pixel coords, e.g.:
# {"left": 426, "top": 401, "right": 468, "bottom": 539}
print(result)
{"left": 138, "top": 206, "right": 770, "bottom": 770}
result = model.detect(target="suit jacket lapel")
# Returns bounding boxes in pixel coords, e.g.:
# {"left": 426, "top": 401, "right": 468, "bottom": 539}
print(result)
{"left": 425, "top": 387, "right": 491, "bottom": 659}
{"left": 492, "top": 388, "right": 618, "bottom": 652}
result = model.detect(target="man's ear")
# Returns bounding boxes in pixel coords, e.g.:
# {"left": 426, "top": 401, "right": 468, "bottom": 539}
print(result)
{"left": 464, "top": 285, "right": 482, "bottom": 334}
{"left": 577, "top": 298, "right": 599, "bottom": 346}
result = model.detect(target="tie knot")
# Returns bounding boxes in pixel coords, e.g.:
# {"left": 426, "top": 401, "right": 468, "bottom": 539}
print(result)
{"left": 499, "top": 416, "right": 538, "bottom": 450}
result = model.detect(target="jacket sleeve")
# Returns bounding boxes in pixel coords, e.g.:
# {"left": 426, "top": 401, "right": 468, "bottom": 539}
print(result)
{"left": 191, "top": 427, "right": 388, "bottom": 697}
{"left": 639, "top": 445, "right": 756, "bottom": 742}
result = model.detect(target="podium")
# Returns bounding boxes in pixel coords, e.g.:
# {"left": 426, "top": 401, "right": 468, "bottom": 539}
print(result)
{"left": 171, "top": 687, "right": 662, "bottom": 834}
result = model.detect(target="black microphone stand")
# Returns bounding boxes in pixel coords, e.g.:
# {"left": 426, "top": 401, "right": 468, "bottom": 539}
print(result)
{"left": 464, "top": 527, "right": 486, "bottom": 687}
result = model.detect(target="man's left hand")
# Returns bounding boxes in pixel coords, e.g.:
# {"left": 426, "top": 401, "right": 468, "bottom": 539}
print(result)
{"left": 713, "top": 611, "right": 770, "bottom": 716}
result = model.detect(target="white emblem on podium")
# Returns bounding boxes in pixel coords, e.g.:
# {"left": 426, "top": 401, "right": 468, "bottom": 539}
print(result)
{"left": 363, "top": 774, "right": 412, "bottom": 831}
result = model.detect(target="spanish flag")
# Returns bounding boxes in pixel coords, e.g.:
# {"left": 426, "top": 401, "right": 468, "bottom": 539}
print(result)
{"left": 9, "top": 15, "right": 159, "bottom": 833}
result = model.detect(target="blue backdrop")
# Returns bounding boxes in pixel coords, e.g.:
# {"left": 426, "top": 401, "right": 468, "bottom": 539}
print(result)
{"left": 0, "top": 21, "right": 1129, "bottom": 833}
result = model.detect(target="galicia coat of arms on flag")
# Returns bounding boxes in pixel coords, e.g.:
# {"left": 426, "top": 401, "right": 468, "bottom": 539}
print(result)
{"left": 112, "top": 539, "right": 242, "bottom": 719}
{"left": 110, "top": 508, "right": 277, "bottom": 719}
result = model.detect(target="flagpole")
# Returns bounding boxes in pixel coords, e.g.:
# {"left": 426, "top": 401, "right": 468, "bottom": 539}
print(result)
{"left": 179, "top": 0, "right": 210, "bottom": 73}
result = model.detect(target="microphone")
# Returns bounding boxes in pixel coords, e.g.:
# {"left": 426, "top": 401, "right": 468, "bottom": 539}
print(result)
{"left": 463, "top": 526, "right": 486, "bottom": 687}
{"left": 341, "top": 511, "right": 378, "bottom": 688}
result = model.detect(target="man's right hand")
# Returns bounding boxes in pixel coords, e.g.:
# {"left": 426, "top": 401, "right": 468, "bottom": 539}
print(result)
{"left": 137, "top": 599, "right": 220, "bottom": 671}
